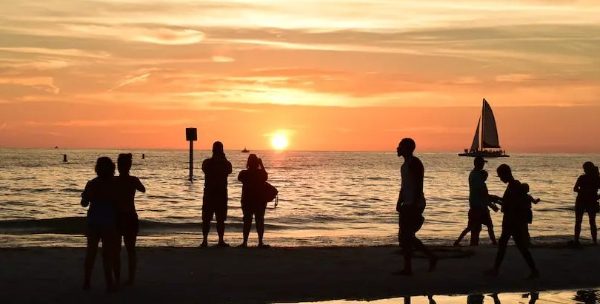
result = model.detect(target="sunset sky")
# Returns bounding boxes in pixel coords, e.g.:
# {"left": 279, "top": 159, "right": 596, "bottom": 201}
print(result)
{"left": 0, "top": 0, "right": 599, "bottom": 152}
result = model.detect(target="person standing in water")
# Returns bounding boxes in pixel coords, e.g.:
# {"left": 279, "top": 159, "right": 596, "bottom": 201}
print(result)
{"left": 572, "top": 161, "right": 600, "bottom": 246}
{"left": 394, "top": 138, "right": 437, "bottom": 275}
{"left": 81, "top": 157, "right": 119, "bottom": 292}
{"left": 114, "top": 153, "right": 146, "bottom": 286}
{"left": 201, "top": 141, "right": 233, "bottom": 247}
{"left": 238, "top": 154, "right": 269, "bottom": 248}
{"left": 486, "top": 164, "right": 539, "bottom": 278}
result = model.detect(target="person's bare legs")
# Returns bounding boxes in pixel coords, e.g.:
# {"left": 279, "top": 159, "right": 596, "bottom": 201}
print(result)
{"left": 574, "top": 211, "right": 584, "bottom": 245}
{"left": 487, "top": 230, "right": 510, "bottom": 276}
{"left": 124, "top": 233, "right": 137, "bottom": 285}
{"left": 454, "top": 227, "right": 470, "bottom": 246}
{"left": 256, "top": 208, "right": 266, "bottom": 247}
{"left": 589, "top": 212, "right": 597, "bottom": 245}
{"left": 514, "top": 232, "right": 539, "bottom": 278}
{"left": 486, "top": 224, "right": 497, "bottom": 245}
{"left": 101, "top": 232, "right": 116, "bottom": 292}
{"left": 83, "top": 234, "right": 100, "bottom": 290}
{"left": 241, "top": 212, "right": 252, "bottom": 247}
{"left": 113, "top": 235, "right": 121, "bottom": 287}
{"left": 201, "top": 209, "right": 212, "bottom": 247}
{"left": 216, "top": 220, "right": 226, "bottom": 245}
{"left": 470, "top": 224, "right": 482, "bottom": 246}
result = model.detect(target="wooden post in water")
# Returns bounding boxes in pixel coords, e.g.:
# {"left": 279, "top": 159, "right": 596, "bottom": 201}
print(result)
{"left": 185, "top": 128, "right": 198, "bottom": 182}
{"left": 142, "top": 153, "right": 145, "bottom": 159}
{"left": 63, "top": 154, "right": 68, "bottom": 163}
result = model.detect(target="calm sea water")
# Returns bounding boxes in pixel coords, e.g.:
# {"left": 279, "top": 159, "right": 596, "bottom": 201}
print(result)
{"left": 0, "top": 149, "right": 598, "bottom": 247}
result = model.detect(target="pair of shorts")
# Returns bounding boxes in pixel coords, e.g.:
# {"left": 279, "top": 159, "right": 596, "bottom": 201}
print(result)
{"left": 468, "top": 208, "right": 493, "bottom": 229}
{"left": 399, "top": 206, "right": 425, "bottom": 235}
{"left": 202, "top": 203, "right": 228, "bottom": 223}
{"left": 86, "top": 222, "right": 118, "bottom": 245}
{"left": 117, "top": 213, "right": 139, "bottom": 236}
{"left": 575, "top": 200, "right": 600, "bottom": 214}
{"left": 242, "top": 201, "right": 267, "bottom": 217}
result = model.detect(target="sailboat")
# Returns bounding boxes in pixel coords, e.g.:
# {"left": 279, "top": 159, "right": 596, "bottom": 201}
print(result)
{"left": 241, "top": 147, "right": 250, "bottom": 153}
{"left": 458, "top": 98, "right": 509, "bottom": 158}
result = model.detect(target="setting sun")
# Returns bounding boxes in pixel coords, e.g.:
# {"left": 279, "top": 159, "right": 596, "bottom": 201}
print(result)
{"left": 271, "top": 132, "right": 289, "bottom": 151}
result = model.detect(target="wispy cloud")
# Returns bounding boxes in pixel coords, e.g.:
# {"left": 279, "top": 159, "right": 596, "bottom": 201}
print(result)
{"left": 0, "top": 76, "right": 60, "bottom": 94}
{"left": 495, "top": 73, "right": 536, "bottom": 83}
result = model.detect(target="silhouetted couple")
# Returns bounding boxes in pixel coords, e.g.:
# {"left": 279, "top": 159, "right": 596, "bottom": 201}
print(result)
{"left": 454, "top": 156, "right": 499, "bottom": 246}
{"left": 394, "top": 138, "right": 437, "bottom": 275}
{"left": 201, "top": 141, "right": 270, "bottom": 248}
{"left": 81, "top": 154, "right": 145, "bottom": 291}
{"left": 572, "top": 161, "right": 600, "bottom": 246}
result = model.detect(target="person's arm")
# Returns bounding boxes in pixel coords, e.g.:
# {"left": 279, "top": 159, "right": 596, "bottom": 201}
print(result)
{"left": 574, "top": 176, "right": 582, "bottom": 193}
{"left": 81, "top": 181, "right": 90, "bottom": 207}
{"left": 413, "top": 159, "right": 424, "bottom": 196}
{"left": 226, "top": 160, "right": 232, "bottom": 175}
{"left": 259, "top": 158, "right": 268, "bottom": 182}
{"left": 135, "top": 177, "right": 146, "bottom": 193}
{"left": 201, "top": 159, "right": 209, "bottom": 174}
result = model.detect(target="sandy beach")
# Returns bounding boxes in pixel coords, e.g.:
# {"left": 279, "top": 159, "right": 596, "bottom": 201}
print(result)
{"left": 1, "top": 244, "right": 599, "bottom": 303}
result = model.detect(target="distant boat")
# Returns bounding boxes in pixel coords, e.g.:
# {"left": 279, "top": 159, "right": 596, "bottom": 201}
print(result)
{"left": 459, "top": 99, "right": 509, "bottom": 158}
{"left": 241, "top": 147, "right": 249, "bottom": 153}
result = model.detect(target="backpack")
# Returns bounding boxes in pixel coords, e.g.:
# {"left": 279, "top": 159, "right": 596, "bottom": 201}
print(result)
{"left": 262, "top": 182, "right": 279, "bottom": 207}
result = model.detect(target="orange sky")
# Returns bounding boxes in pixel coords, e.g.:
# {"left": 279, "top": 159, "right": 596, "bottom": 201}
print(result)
{"left": 1, "top": 1, "right": 599, "bottom": 152}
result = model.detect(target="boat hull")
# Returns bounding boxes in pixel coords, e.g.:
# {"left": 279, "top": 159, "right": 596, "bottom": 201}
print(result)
{"left": 458, "top": 152, "right": 509, "bottom": 158}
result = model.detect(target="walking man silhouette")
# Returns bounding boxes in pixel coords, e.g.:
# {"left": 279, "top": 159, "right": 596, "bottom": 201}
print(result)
{"left": 486, "top": 164, "right": 539, "bottom": 278}
{"left": 394, "top": 138, "right": 437, "bottom": 275}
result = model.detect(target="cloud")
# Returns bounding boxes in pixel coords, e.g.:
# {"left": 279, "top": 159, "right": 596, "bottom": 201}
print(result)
{"left": 211, "top": 56, "right": 235, "bottom": 63}
{"left": 24, "top": 119, "right": 193, "bottom": 127}
{"left": 0, "top": 77, "right": 60, "bottom": 94}
{"left": 131, "top": 28, "right": 205, "bottom": 45}
{"left": 495, "top": 74, "right": 536, "bottom": 83}
{"left": 110, "top": 72, "right": 152, "bottom": 92}
{"left": 62, "top": 24, "right": 205, "bottom": 45}
{"left": 0, "top": 47, "right": 109, "bottom": 59}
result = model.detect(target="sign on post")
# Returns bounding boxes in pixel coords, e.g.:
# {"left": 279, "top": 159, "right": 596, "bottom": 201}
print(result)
{"left": 186, "top": 128, "right": 197, "bottom": 181}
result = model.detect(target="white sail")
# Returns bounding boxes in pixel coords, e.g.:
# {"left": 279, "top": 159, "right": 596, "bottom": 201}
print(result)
{"left": 481, "top": 99, "right": 500, "bottom": 148}
{"left": 470, "top": 118, "right": 480, "bottom": 152}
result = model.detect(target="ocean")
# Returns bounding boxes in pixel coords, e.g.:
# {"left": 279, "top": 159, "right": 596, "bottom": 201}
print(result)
{"left": 0, "top": 149, "right": 598, "bottom": 247}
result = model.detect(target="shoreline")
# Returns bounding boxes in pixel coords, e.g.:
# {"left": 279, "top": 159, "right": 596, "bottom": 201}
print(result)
{"left": 2, "top": 245, "right": 599, "bottom": 303}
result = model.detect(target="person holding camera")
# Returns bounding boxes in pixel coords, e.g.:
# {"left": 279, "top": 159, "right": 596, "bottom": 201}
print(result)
{"left": 201, "top": 141, "right": 233, "bottom": 248}
{"left": 238, "top": 154, "right": 269, "bottom": 248}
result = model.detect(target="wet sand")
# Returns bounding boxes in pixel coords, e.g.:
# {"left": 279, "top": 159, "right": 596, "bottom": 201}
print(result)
{"left": 1, "top": 244, "right": 599, "bottom": 303}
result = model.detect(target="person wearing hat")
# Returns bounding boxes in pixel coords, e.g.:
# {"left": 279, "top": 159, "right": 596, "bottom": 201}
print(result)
{"left": 454, "top": 156, "right": 499, "bottom": 246}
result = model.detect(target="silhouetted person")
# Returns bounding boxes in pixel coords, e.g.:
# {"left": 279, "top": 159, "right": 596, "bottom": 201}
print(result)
{"left": 201, "top": 141, "right": 233, "bottom": 247}
{"left": 394, "top": 138, "right": 437, "bottom": 275}
{"left": 81, "top": 157, "right": 119, "bottom": 292}
{"left": 238, "top": 154, "right": 269, "bottom": 248}
{"left": 114, "top": 153, "right": 145, "bottom": 286}
{"left": 486, "top": 164, "right": 539, "bottom": 278}
{"left": 572, "top": 162, "right": 600, "bottom": 246}
{"left": 455, "top": 157, "right": 499, "bottom": 246}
